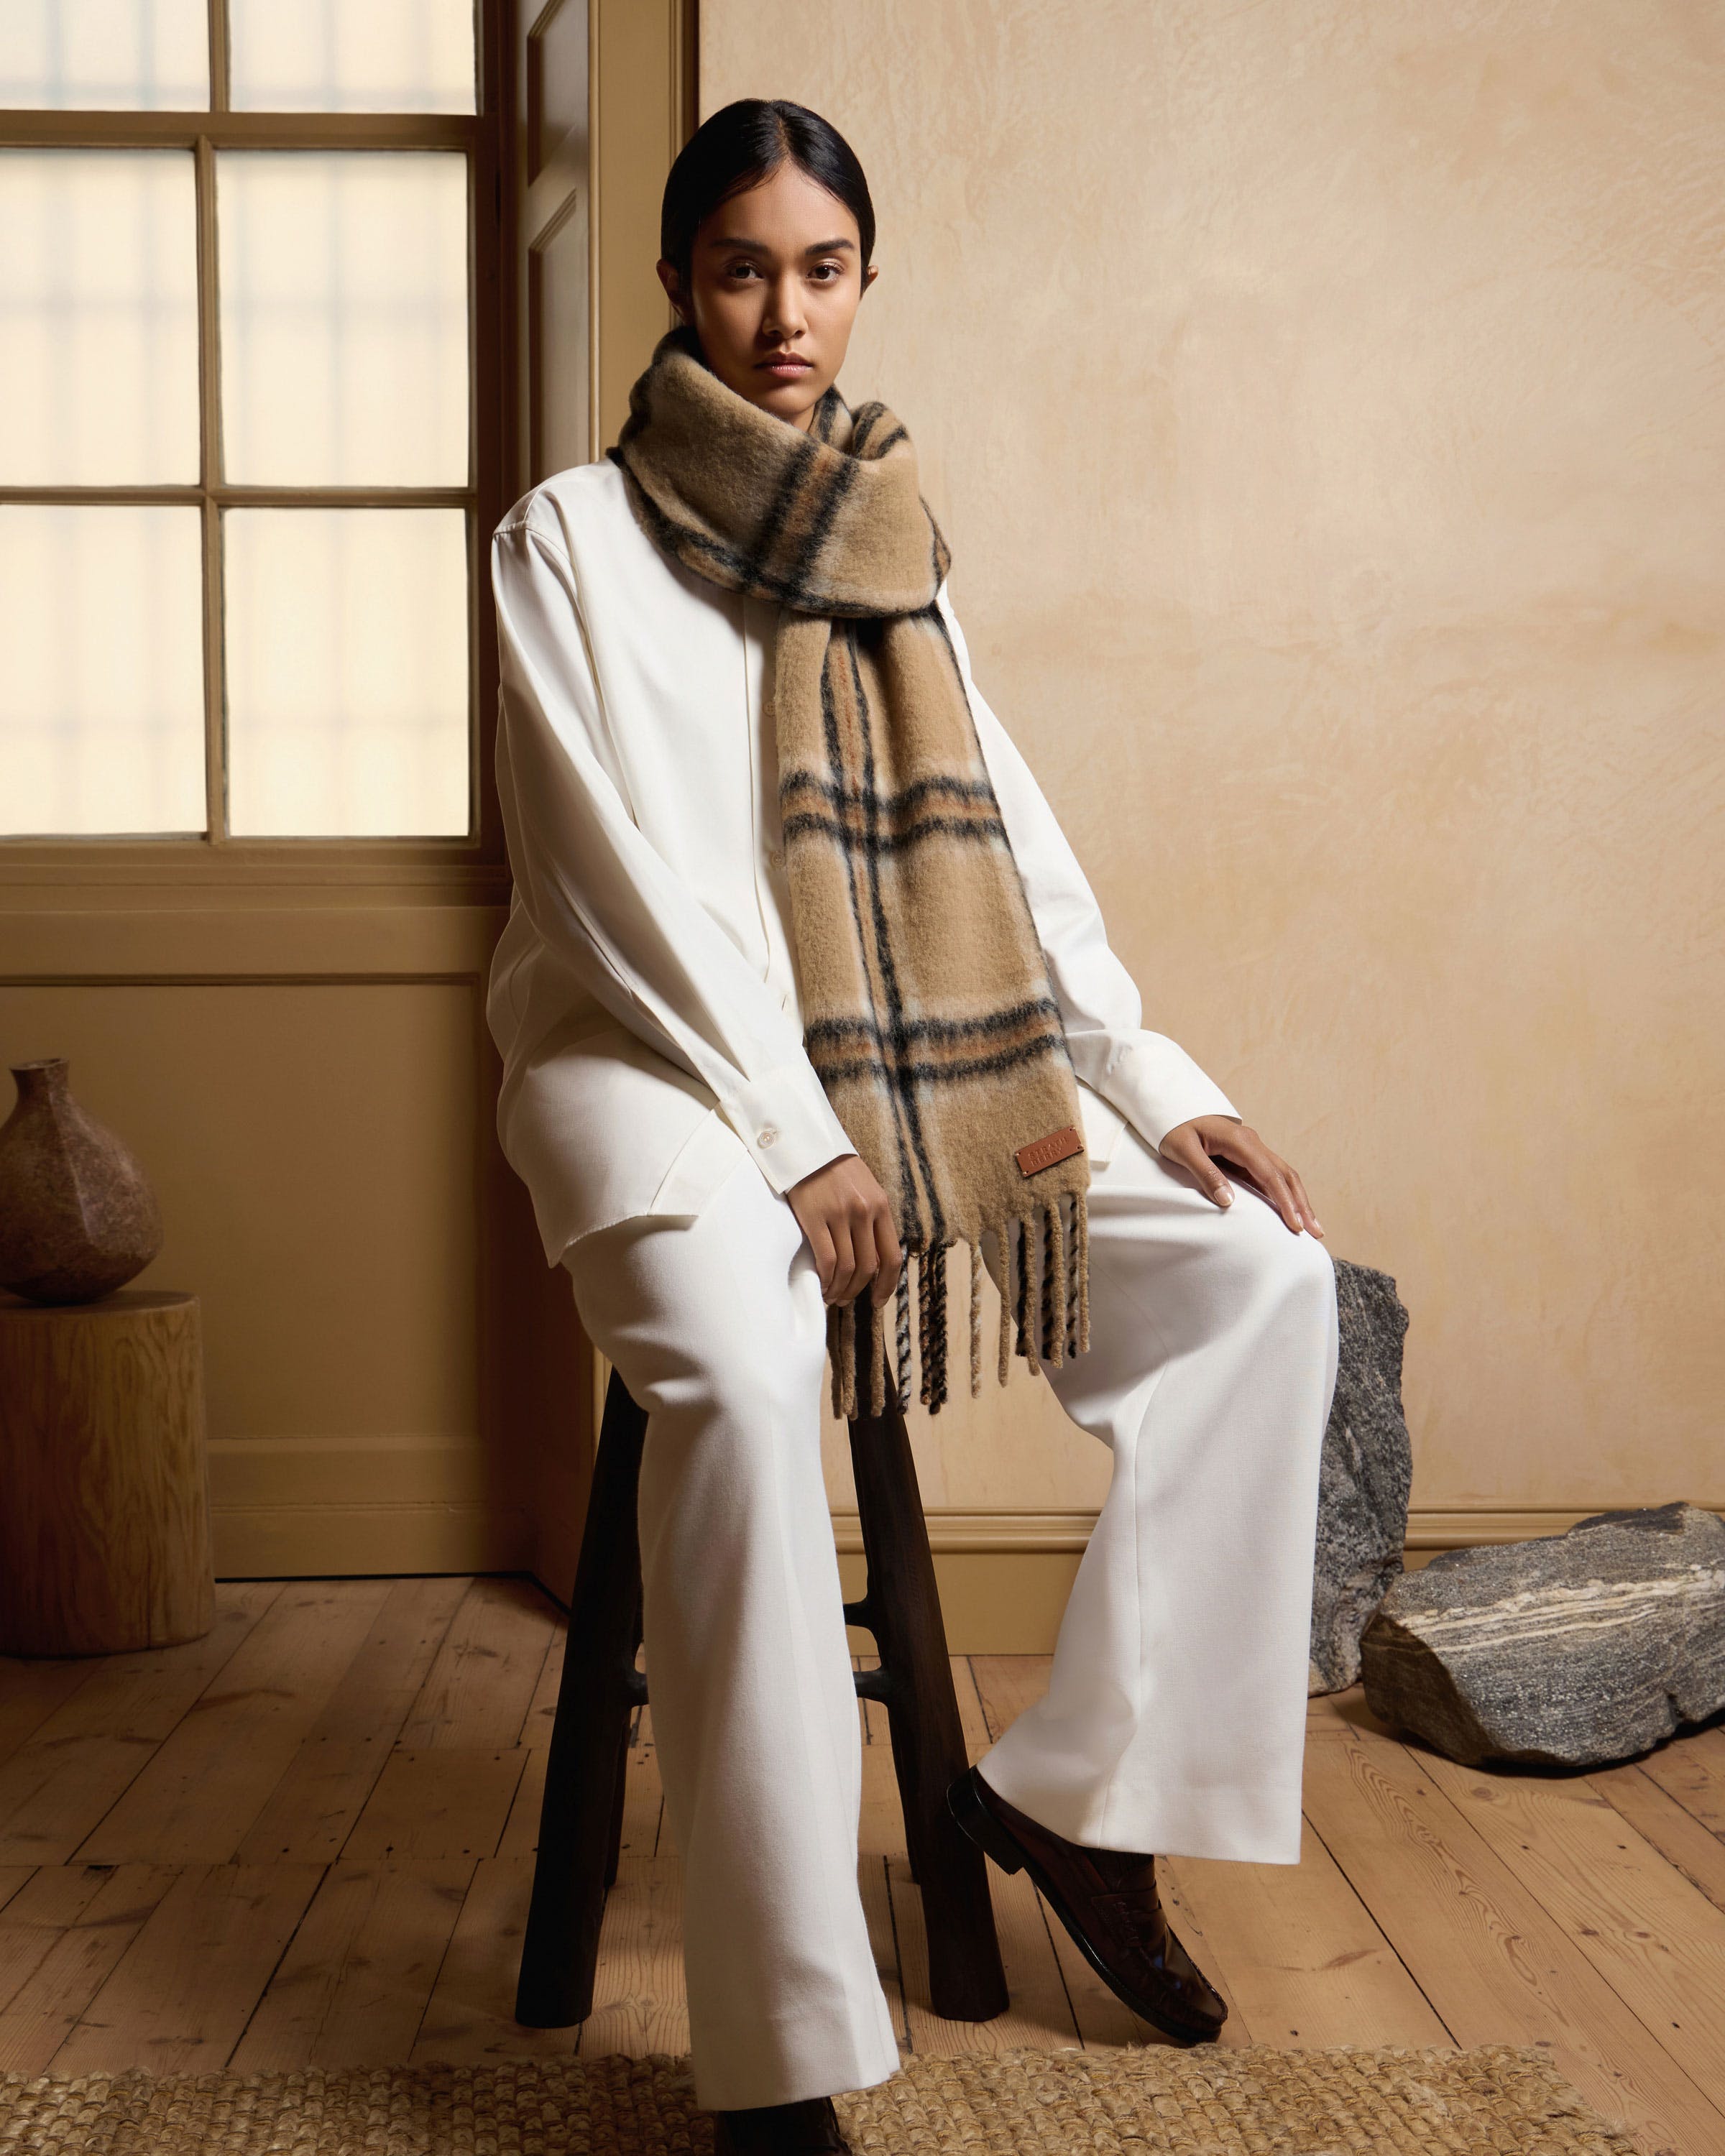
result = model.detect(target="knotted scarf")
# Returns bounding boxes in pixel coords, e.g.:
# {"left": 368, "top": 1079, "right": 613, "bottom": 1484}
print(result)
{"left": 610, "top": 323, "right": 1090, "bottom": 1418}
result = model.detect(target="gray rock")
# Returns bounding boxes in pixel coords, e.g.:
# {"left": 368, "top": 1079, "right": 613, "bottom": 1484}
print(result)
{"left": 1307, "top": 1259, "right": 1413, "bottom": 1695}
{"left": 1361, "top": 1502, "right": 1725, "bottom": 1767}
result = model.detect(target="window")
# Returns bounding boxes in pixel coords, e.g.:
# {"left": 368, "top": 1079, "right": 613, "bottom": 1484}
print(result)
{"left": 0, "top": 1, "right": 500, "bottom": 848}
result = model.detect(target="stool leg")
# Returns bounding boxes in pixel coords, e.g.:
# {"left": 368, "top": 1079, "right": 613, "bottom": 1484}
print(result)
{"left": 846, "top": 1316, "right": 1009, "bottom": 2022}
{"left": 604, "top": 1585, "right": 643, "bottom": 1890}
{"left": 515, "top": 1370, "right": 648, "bottom": 2029}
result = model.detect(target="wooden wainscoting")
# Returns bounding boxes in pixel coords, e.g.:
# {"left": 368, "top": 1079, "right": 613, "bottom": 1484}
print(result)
{"left": 0, "top": 902, "right": 589, "bottom": 1592}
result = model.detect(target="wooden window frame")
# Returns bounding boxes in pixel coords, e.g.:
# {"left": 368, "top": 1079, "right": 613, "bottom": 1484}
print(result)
{"left": 0, "top": 0, "right": 516, "bottom": 893}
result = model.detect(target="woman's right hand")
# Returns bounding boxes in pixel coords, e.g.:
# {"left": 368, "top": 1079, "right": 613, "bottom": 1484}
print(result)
{"left": 786, "top": 1153, "right": 903, "bottom": 1309}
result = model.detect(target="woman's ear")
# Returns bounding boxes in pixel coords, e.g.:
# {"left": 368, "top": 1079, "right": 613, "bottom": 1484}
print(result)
{"left": 656, "top": 257, "right": 689, "bottom": 323}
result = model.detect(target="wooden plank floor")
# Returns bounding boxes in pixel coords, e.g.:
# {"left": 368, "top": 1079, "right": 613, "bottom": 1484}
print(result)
{"left": 1, "top": 1578, "right": 1723, "bottom": 2154}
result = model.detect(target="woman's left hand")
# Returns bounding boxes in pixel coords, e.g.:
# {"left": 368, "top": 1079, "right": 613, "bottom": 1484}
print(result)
{"left": 1157, "top": 1115, "right": 1325, "bottom": 1238}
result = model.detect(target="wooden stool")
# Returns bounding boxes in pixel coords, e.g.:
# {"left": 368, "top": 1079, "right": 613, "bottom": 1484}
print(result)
{"left": 0, "top": 1289, "right": 213, "bottom": 1655}
{"left": 515, "top": 1333, "right": 1010, "bottom": 2030}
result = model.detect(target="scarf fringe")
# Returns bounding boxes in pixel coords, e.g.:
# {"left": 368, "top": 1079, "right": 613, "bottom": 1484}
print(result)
{"left": 826, "top": 1193, "right": 1090, "bottom": 1421}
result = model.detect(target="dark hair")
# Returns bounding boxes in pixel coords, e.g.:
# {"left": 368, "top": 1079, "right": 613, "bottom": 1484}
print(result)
{"left": 661, "top": 98, "right": 875, "bottom": 287}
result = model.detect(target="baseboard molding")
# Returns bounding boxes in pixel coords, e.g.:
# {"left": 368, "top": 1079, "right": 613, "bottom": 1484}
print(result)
{"left": 206, "top": 1443, "right": 1721, "bottom": 1649}
{"left": 208, "top": 1436, "right": 530, "bottom": 1578}
{"left": 834, "top": 1501, "right": 1725, "bottom": 1651}
{"left": 829, "top": 1509, "right": 1098, "bottom": 1555}
{"left": 833, "top": 1499, "right": 1725, "bottom": 1558}
{"left": 1402, "top": 1504, "right": 1725, "bottom": 1547}
{"left": 837, "top": 1549, "right": 1087, "bottom": 1657}
{"left": 212, "top": 1502, "right": 531, "bottom": 1579}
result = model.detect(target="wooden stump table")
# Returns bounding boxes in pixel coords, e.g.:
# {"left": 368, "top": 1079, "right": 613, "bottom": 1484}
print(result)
{"left": 0, "top": 1289, "right": 213, "bottom": 1655}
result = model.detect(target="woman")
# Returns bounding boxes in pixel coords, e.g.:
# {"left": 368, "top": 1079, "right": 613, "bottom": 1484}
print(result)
{"left": 489, "top": 98, "right": 1339, "bottom": 2156}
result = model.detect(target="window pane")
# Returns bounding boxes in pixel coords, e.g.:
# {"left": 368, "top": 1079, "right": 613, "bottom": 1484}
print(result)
{"left": 225, "top": 510, "right": 469, "bottom": 838}
{"left": 0, "top": 0, "right": 208, "bottom": 111}
{"left": 218, "top": 151, "right": 469, "bottom": 487}
{"left": 0, "top": 149, "right": 199, "bottom": 485}
{"left": 1, "top": 507, "right": 205, "bottom": 837}
{"left": 229, "top": 0, "right": 476, "bottom": 114}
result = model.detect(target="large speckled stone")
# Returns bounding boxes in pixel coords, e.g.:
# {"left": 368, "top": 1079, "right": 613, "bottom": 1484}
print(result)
{"left": 1307, "top": 1259, "right": 1412, "bottom": 1695}
{"left": 1361, "top": 1502, "right": 1725, "bottom": 1767}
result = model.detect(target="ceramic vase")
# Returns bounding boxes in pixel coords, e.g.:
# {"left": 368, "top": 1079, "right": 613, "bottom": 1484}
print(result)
{"left": 0, "top": 1059, "right": 164, "bottom": 1304}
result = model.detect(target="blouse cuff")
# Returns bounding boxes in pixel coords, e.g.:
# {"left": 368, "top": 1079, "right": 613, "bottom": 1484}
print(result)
{"left": 718, "top": 1061, "right": 859, "bottom": 1196}
{"left": 1075, "top": 1031, "right": 1243, "bottom": 1154}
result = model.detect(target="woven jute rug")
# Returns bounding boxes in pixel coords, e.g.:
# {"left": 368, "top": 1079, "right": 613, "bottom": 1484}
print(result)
{"left": 0, "top": 2043, "right": 1632, "bottom": 2155}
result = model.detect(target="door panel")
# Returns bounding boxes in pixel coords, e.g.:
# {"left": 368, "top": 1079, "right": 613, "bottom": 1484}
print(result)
{"left": 504, "top": 0, "right": 694, "bottom": 1595}
{"left": 524, "top": 0, "right": 590, "bottom": 484}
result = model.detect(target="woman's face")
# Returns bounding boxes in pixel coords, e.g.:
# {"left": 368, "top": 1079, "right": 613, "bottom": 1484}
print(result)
{"left": 658, "top": 160, "right": 877, "bottom": 431}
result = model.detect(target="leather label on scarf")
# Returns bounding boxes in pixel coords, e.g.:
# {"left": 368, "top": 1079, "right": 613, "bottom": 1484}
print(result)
{"left": 1015, "top": 1125, "right": 1085, "bottom": 1177}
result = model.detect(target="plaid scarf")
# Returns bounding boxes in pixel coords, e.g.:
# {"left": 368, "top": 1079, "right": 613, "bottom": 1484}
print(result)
{"left": 610, "top": 324, "right": 1090, "bottom": 1418}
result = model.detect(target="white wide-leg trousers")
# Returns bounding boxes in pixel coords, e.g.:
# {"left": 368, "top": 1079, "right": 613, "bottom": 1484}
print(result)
{"left": 561, "top": 1117, "right": 1340, "bottom": 2111}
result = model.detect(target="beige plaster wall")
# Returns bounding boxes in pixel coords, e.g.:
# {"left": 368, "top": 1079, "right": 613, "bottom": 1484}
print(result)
{"left": 703, "top": 1, "right": 1725, "bottom": 1521}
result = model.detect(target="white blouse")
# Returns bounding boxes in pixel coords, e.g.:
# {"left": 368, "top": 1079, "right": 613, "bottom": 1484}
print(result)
{"left": 486, "top": 458, "right": 1241, "bottom": 1269}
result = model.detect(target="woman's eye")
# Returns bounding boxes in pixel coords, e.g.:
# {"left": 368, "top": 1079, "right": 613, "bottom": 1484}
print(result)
{"left": 810, "top": 264, "right": 841, "bottom": 282}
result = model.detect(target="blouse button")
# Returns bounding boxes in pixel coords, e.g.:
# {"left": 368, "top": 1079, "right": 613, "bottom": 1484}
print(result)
{"left": 757, "top": 1125, "right": 779, "bottom": 1149}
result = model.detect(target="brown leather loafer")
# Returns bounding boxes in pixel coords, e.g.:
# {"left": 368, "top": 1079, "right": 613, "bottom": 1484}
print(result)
{"left": 948, "top": 1764, "right": 1226, "bottom": 2043}
{"left": 712, "top": 2094, "right": 852, "bottom": 2154}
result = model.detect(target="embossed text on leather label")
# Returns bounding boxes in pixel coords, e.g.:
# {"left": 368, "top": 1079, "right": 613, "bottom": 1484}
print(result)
{"left": 1015, "top": 1124, "right": 1084, "bottom": 1176}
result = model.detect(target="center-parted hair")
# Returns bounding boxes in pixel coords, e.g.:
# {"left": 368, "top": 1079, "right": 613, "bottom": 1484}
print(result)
{"left": 661, "top": 98, "right": 876, "bottom": 285}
